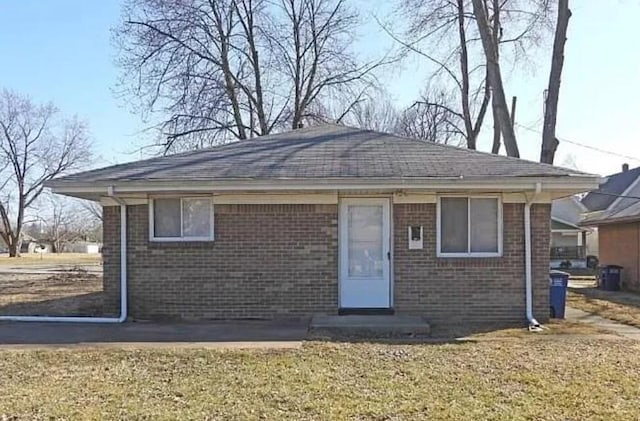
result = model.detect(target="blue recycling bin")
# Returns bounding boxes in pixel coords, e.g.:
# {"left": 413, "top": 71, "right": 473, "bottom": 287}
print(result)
{"left": 600, "top": 265, "right": 622, "bottom": 291}
{"left": 550, "top": 270, "right": 570, "bottom": 319}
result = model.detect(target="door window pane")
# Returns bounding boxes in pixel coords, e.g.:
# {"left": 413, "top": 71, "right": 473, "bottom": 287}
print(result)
{"left": 470, "top": 198, "right": 499, "bottom": 253}
{"left": 440, "top": 198, "right": 468, "bottom": 253}
{"left": 348, "top": 205, "right": 383, "bottom": 278}
{"left": 182, "top": 198, "right": 211, "bottom": 237}
{"left": 153, "top": 198, "right": 181, "bottom": 237}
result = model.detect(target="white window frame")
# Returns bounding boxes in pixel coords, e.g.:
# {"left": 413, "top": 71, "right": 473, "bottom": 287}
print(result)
{"left": 436, "top": 195, "right": 503, "bottom": 258}
{"left": 149, "top": 196, "right": 215, "bottom": 242}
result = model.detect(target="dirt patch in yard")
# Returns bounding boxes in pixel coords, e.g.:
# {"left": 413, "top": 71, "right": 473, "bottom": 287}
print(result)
{"left": 0, "top": 266, "right": 107, "bottom": 316}
{"left": 568, "top": 287, "right": 640, "bottom": 328}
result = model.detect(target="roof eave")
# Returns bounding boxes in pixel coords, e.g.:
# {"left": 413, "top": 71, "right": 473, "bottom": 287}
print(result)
{"left": 46, "top": 175, "right": 601, "bottom": 200}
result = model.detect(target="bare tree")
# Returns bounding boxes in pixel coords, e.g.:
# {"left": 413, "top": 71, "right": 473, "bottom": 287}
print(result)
{"left": 0, "top": 90, "right": 91, "bottom": 257}
{"left": 329, "top": 87, "right": 462, "bottom": 144}
{"left": 540, "top": 0, "right": 571, "bottom": 164}
{"left": 115, "top": 0, "right": 387, "bottom": 153}
{"left": 81, "top": 200, "right": 103, "bottom": 222}
{"left": 397, "top": 95, "right": 465, "bottom": 145}
{"left": 39, "top": 196, "right": 102, "bottom": 253}
{"left": 343, "top": 98, "right": 399, "bottom": 133}
{"left": 471, "top": 0, "right": 519, "bottom": 157}
{"left": 391, "top": 0, "right": 551, "bottom": 153}
{"left": 384, "top": 0, "right": 490, "bottom": 150}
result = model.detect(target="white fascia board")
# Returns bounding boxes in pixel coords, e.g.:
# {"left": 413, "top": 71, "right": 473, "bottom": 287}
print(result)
{"left": 49, "top": 176, "right": 602, "bottom": 197}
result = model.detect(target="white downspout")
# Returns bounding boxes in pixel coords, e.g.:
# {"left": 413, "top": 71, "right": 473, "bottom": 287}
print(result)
{"left": 525, "top": 182, "right": 542, "bottom": 329}
{"left": 0, "top": 187, "right": 127, "bottom": 323}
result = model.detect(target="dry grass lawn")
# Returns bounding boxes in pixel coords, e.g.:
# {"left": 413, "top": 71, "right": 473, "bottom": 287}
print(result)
{"left": 1, "top": 338, "right": 639, "bottom": 420}
{"left": 568, "top": 287, "right": 640, "bottom": 328}
{"left": 0, "top": 253, "right": 102, "bottom": 266}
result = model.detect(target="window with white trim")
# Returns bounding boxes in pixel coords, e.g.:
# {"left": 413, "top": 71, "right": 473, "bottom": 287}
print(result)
{"left": 438, "top": 196, "right": 501, "bottom": 257}
{"left": 150, "top": 197, "right": 214, "bottom": 241}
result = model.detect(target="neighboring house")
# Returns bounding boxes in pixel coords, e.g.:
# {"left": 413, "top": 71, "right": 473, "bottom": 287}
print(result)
{"left": 46, "top": 125, "right": 599, "bottom": 326}
{"left": 582, "top": 164, "right": 640, "bottom": 291}
{"left": 550, "top": 196, "right": 596, "bottom": 268}
{"left": 0, "top": 233, "right": 49, "bottom": 254}
{"left": 67, "top": 241, "right": 101, "bottom": 254}
{"left": 16, "top": 233, "right": 51, "bottom": 254}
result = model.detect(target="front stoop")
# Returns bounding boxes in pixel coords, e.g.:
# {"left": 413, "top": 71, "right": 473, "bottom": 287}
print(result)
{"left": 308, "top": 315, "right": 431, "bottom": 338}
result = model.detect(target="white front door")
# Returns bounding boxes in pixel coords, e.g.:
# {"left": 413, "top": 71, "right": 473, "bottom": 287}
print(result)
{"left": 339, "top": 198, "right": 391, "bottom": 308}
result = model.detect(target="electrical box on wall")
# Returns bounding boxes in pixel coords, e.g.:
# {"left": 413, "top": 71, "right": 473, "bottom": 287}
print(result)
{"left": 408, "top": 225, "right": 423, "bottom": 250}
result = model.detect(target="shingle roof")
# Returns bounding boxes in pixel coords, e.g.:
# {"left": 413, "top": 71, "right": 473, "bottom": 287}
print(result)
{"left": 581, "top": 167, "right": 640, "bottom": 225}
{"left": 582, "top": 202, "right": 640, "bottom": 225}
{"left": 581, "top": 166, "right": 640, "bottom": 211}
{"left": 51, "top": 125, "right": 593, "bottom": 186}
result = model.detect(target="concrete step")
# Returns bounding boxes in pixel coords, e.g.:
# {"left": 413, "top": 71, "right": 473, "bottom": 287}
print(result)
{"left": 309, "top": 315, "right": 431, "bottom": 338}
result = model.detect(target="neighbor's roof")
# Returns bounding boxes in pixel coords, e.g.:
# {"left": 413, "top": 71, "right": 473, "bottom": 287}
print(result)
{"left": 582, "top": 168, "right": 640, "bottom": 226}
{"left": 582, "top": 201, "right": 640, "bottom": 226}
{"left": 48, "top": 125, "right": 596, "bottom": 188}
{"left": 551, "top": 218, "right": 587, "bottom": 232}
{"left": 582, "top": 166, "right": 640, "bottom": 211}
{"left": 551, "top": 196, "right": 587, "bottom": 226}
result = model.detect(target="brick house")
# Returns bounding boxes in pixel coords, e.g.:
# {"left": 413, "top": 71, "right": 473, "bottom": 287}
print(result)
{"left": 46, "top": 125, "right": 599, "bottom": 327}
{"left": 582, "top": 164, "right": 640, "bottom": 291}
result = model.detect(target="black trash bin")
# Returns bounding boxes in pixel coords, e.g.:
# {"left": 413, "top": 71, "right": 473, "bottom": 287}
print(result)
{"left": 549, "top": 270, "right": 570, "bottom": 319}
{"left": 600, "top": 265, "right": 623, "bottom": 291}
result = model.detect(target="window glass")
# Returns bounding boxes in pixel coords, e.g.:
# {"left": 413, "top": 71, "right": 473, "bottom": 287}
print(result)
{"left": 347, "top": 205, "right": 383, "bottom": 277}
{"left": 182, "top": 198, "right": 211, "bottom": 237}
{"left": 153, "top": 198, "right": 181, "bottom": 238}
{"left": 470, "top": 198, "right": 499, "bottom": 253}
{"left": 440, "top": 197, "right": 468, "bottom": 253}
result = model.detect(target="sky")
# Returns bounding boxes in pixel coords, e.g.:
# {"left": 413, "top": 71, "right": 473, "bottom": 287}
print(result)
{"left": 0, "top": 1, "right": 638, "bottom": 176}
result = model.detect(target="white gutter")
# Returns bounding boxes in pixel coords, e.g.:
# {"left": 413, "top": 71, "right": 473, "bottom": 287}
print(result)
{"left": 0, "top": 188, "right": 127, "bottom": 323}
{"left": 46, "top": 175, "right": 603, "bottom": 195}
{"left": 524, "top": 182, "right": 542, "bottom": 329}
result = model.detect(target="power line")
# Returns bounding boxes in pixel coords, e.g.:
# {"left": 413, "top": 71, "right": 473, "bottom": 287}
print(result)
{"left": 588, "top": 191, "right": 640, "bottom": 201}
{"left": 515, "top": 123, "right": 640, "bottom": 162}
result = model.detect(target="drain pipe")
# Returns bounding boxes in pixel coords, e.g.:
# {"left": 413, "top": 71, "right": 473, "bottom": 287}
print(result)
{"left": 525, "top": 182, "right": 542, "bottom": 329}
{"left": 0, "top": 187, "right": 127, "bottom": 323}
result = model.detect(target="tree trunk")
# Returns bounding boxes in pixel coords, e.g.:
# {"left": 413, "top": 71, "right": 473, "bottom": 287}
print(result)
{"left": 471, "top": 0, "right": 519, "bottom": 157}
{"left": 8, "top": 241, "right": 18, "bottom": 257}
{"left": 540, "top": 0, "right": 571, "bottom": 164}
{"left": 490, "top": 0, "right": 501, "bottom": 155}
{"left": 456, "top": 0, "right": 474, "bottom": 149}
{"left": 491, "top": 102, "right": 501, "bottom": 154}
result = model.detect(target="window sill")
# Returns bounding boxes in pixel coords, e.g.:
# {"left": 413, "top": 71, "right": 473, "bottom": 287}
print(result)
{"left": 148, "top": 240, "right": 216, "bottom": 249}
{"left": 150, "top": 237, "right": 214, "bottom": 242}
{"left": 437, "top": 253, "right": 502, "bottom": 258}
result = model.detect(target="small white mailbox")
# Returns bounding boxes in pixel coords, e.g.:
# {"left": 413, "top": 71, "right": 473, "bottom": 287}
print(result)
{"left": 408, "top": 225, "right": 423, "bottom": 250}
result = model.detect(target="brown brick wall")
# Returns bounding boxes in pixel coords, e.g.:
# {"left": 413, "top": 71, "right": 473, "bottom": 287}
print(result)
{"left": 103, "top": 204, "right": 339, "bottom": 320}
{"left": 598, "top": 222, "right": 640, "bottom": 291}
{"left": 103, "top": 201, "right": 550, "bottom": 323}
{"left": 393, "top": 203, "right": 550, "bottom": 324}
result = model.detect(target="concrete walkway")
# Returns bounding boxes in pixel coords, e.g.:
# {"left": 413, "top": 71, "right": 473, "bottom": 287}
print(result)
{"left": 0, "top": 320, "right": 307, "bottom": 350}
{"left": 566, "top": 306, "right": 640, "bottom": 340}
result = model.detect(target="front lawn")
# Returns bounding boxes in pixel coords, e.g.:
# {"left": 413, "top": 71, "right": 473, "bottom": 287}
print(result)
{"left": 2, "top": 339, "right": 639, "bottom": 420}
{"left": 568, "top": 287, "right": 640, "bottom": 328}
{"left": 0, "top": 253, "right": 102, "bottom": 266}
